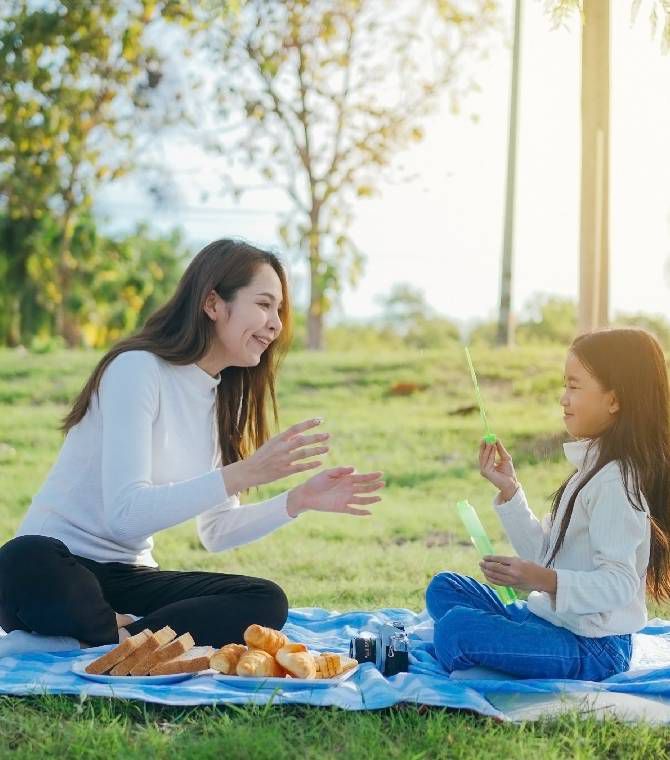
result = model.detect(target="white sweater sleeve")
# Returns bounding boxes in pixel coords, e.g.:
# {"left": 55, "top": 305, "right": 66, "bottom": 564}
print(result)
{"left": 554, "top": 478, "right": 649, "bottom": 615}
{"left": 196, "top": 491, "right": 294, "bottom": 552}
{"left": 99, "top": 351, "right": 231, "bottom": 541}
{"left": 494, "top": 486, "right": 551, "bottom": 563}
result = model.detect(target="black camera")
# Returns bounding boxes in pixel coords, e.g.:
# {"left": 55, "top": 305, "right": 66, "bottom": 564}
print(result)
{"left": 349, "top": 621, "right": 409, "bottom": 677}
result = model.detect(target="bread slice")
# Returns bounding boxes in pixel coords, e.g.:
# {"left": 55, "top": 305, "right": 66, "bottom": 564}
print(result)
{"left": 84, "top": 629, "right": 152, "bottom": 675}
{"left": 314, "top": 653, "right": 358, "bottom": 679}
{"left": 149, "top": 645, "right": 215, "bottom": 676}
{"left": 109, "top": 626, "right": 176, "bottom": 676}
{"left": 130, "top": 632, "right": 195, "bottom": 676}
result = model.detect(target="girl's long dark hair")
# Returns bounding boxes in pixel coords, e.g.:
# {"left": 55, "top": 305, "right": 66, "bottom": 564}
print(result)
{"left": 61, "top": 239, "right": 293, "bottom": 465}
{"left": 546, "top": 328, "right": 670, "bottom": 602}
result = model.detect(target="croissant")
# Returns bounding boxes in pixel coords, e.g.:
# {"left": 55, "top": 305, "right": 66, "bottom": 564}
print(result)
{"left": 243, "top": 624, "right": 289, "bottom": 655}
{"left": 276, "top": 644, "right": 316, "bottom": 679}
{"left": 236, "top": 648, "right": 284, "bottom": 678}
{"left": 210, "top": 643, "right": 247, "bottom": 675}
{"left": 314, "top": 653, "right": 358, "bottom": 679}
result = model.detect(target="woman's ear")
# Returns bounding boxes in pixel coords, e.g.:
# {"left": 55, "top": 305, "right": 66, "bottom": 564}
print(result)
{"left": 203, "top": 290, "right": 221, "bottom": 322}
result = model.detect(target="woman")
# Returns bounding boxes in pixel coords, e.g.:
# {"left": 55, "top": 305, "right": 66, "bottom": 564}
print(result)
{"left": 0, "top": 239, "right": 383, "bottom": 649}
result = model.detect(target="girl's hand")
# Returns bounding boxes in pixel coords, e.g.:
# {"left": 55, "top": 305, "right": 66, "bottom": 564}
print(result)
{"left": 224, "top": 418, "right": 329, "bottom": 493}
{"left": 480, "top": 555, "right": 557, "bottom": 594}
{"left": 286, "top": 467, "right": 384, "bottom": 518}
{"left": 479, "top": 439, "right": 519, "bottom": 502}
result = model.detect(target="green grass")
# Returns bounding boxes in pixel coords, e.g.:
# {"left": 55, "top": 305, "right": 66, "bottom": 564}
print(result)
{"left": 2, "top": 345, "right": 670, "bottom": 758}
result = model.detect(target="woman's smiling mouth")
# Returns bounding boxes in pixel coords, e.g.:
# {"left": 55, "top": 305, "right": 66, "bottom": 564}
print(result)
{"left": 252, "top": 335, "right": 271, "bottom": 349}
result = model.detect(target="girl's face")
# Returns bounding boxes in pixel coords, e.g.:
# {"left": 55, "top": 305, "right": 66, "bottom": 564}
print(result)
{"left": 560, "top": 351, "right": 619, "bottom": 439}
{"left": 207, "top": 264, "right": 284, "bottom": 368}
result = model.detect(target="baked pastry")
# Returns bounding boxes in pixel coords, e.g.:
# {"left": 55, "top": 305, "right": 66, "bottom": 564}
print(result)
{"left": 210, "top": 643, "right": 248, "bottom": 675}
{"left": 276, "top": 644, "right": 317, "bottom": 679}
{"left": 243, "top": 624, "right": 289, "bottom": 655}
{"left": 236, "top": 648, "right": 284, "bottom": 677}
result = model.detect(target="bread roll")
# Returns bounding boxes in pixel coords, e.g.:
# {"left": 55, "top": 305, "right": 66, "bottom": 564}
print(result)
{"left": 236, "top": 648, "right": 284, "bottom": 677}
{"left": 210, "top": 643, "right": 247, "bottom": 675}
{"left": 243, "top": 624, "right": 289, "bottom": 655}
{"left": 276, "top": 644, "right": 317, "bottom": 679}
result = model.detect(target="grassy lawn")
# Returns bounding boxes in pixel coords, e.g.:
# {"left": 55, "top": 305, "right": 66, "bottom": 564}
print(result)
{"left": 1, "top": 345, "right": 670, "bottom": 758}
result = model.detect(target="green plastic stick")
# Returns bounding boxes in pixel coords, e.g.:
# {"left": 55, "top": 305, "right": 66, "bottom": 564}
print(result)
{"left": 464, "top": 346, "right": 496, "bottom": 444}
{"left": 456, "top": 499, "right": 517, "bottom": 604}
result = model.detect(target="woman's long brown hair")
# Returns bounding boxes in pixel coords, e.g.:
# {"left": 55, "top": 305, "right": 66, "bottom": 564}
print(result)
{"left": 61, "top": 239, "right": 293, "bottom": 465}
{"left": 546, "top": 328, "right": 670, "bottom": 602}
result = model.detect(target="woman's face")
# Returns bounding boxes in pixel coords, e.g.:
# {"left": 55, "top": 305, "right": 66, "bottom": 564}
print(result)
{"left": 560, "top": 351, "right": 619, "bottom": 438}
{"left": 209, "top": 264, "right": 284, "bottom": 368}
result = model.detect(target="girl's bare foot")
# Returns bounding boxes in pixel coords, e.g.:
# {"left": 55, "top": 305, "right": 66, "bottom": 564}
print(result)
{"left": 115, "top": 612, "right": 134, "bottom": 629}
{"left": 115, "top": 613, "right": 134, "bottom": 643}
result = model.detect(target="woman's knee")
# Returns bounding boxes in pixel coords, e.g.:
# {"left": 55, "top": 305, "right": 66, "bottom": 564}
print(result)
{"left": 245, "top": 577, "right": 289, "bottom": 630}
{"left": 0, "top": 535, "right": 69, "bottom": 591}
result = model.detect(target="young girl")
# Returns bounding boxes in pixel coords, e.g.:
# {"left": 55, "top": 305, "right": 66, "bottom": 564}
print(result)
{"left": 0, "top": 239, "right": 383, "bottom": 651}
{"left": 426, "top": 328, "right": 670, "bottom": 680}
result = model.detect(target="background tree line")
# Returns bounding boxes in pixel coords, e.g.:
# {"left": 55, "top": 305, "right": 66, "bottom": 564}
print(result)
{"left": 0, "top": 0, "right": 500, "bottom": 349}
{"left": 2, "top": 1, "right": 668, "bottom": 351}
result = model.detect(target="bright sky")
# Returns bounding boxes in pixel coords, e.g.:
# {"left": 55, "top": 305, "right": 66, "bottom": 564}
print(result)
{"left": 95, "top": 0, "right": 670, "bottom": 327}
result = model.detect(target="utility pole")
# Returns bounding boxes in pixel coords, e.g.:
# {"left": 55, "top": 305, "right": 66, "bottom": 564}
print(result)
{"left": 579, "top": 0, "right": 610, "bottom": 332}
{"left": 497, "top": 0, "right": 522, "bottom": 347}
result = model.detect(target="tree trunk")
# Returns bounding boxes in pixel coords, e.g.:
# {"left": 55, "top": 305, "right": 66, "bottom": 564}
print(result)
{"left": 4, "top": 293, "right": 22, "bottom": 347}
{"left": 496, "top": 0, "right": 522, "bottom": 347}
{"left": 579, "top": 0, "right": 610, "bottom": 333}
{"left": 306, "top": 206, "right": 325, "bottom": 350}
{"left": 55, "top": 212, "right": 81, "bottom": 348}
{"left": 307, "top": 249, "right": 324, "bottom": 351}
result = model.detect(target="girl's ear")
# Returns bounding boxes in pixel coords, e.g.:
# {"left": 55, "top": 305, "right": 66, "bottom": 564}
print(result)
{"left": 608, "top": 391, "right": 620, "bottom": 415}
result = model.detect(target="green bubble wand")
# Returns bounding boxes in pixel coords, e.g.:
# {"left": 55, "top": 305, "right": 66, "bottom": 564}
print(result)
{"left": 456, "top": 499, "right": 517, "bottom": 604}
{"left": 459, "top": 349, "right": 516, "bottom": 603}
{"left": 464, "top": 346, "right": 496, "bottom": 444}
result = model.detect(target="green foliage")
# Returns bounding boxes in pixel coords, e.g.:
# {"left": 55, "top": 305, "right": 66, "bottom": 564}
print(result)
{"left": 515, "top": 295, "right": 577, "bottom": 345}
{"left": 545, "top": 0, "right": 670, "bottom": 53}
{"left": 0, "top": 211, "right": 189, "bottom": 348}
{"left": 472, "top": 295, "right": 577, "bottom": 347}
{"left": 614, "top": 311, "right": 670, "bottom": 351}
{"left": 0, "top": 0, "right": 197, "bottom": 346}
{"left": 206, "top": 0, "right": 501, "bottom": 347}
{"left": 374, "top": 282, "right": 460, "bottom": 348}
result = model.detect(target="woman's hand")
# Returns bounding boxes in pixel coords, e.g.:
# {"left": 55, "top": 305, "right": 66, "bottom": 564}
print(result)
{"left": 479, "top": 555, "right": 557, "bottom": 594}
{"left": 479, "top": 439, "right": 519, "bottom": 502}
{"left": 286, "top": 467, "right": 384, "bottom": 518}
{"left": 223, "top": 418, "right": 330, "bottom": 493}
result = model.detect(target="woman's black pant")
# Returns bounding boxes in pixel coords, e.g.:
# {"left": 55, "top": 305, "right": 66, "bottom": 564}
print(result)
{"left": 0, "top": 535, "right": 288, "bottom": 647}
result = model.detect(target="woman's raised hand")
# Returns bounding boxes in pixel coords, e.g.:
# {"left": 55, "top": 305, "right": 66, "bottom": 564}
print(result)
{"left": 478, "top": 439, "right": 519, "bottom": 502}
{"left": 286, "top": 467, "right": 384, "bottom": 518}
{"left": 224, "top": 418, "right": 330, "bottom": 493}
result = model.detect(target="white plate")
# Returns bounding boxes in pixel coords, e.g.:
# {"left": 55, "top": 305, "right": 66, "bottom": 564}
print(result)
{"left": 72, "top": 658, "right": 196, "bottom": 685}
{"left": 213, "top": 664, "right": 359, "bottom": 690}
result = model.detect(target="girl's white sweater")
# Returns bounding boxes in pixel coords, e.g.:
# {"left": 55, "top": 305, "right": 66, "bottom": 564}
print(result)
{"left": 495, "top": 440, "right": 651, "bottom": 637}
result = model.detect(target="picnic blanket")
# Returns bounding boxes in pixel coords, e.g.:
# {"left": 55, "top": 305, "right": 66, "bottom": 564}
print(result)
{"left": 3, "top": 608, "right": 670, "bottom": 722}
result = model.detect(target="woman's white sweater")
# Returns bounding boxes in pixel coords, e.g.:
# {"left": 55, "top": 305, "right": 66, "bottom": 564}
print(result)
{"left": 16, "top": 350, "right": 293, "bottom": 567}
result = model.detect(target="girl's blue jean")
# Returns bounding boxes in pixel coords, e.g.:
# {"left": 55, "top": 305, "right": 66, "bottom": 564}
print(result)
{"left": 425, "top": 572, "right": 632, "bottom": 681}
